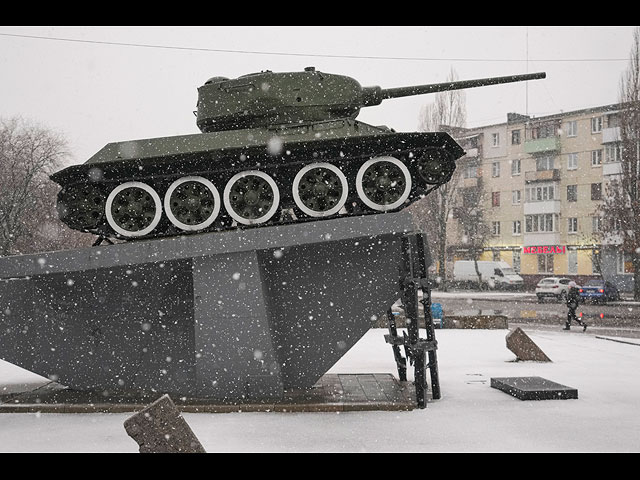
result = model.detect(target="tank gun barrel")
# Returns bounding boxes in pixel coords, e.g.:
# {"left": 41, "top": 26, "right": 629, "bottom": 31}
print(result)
{"left": 361, "top": 72, "right": 546, "bottom": 107}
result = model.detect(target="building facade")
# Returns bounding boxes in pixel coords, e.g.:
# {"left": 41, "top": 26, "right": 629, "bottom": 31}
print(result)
{"left": 445, "top": 104, "right": 634, "bottom": 290}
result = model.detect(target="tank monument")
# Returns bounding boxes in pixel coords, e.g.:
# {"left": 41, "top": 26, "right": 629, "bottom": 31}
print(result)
{"left": 0, "top": 68, "right": 545, "bottom": 409}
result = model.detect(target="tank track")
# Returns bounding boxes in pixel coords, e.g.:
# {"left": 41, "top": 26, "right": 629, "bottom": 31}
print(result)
{"left": 52, "top": 133, "right": 462, "bottom": 241}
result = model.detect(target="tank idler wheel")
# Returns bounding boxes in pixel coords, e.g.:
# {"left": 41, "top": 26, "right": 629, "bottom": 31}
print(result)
{"left": 416, "top": 148, "right": 456, "bottom": 185}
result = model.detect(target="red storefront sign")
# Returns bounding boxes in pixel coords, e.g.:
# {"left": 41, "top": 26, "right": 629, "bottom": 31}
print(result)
{"left": 523, "top": 245, "right": 566, "bottom": 254}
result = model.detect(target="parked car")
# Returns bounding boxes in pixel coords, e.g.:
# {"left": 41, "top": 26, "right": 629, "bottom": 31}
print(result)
{"left": 452, "top": 261, "right": 523, "bottom": 289}
{"left": 535, "top": 277, "right": 573, "bottom": 302}
{"left": 579, "top": 279, "right": 620, "bottom": 303}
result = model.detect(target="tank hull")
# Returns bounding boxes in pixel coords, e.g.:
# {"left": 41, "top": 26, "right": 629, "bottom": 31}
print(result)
{"left": 52, "top": 127, "right": 462, "bottom": 240}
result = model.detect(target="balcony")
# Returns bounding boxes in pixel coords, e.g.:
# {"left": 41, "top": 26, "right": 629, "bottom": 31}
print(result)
{"left": 464, "top": 147, "right": 479, "bottom": 158}
{"left": 525, "top": 169, "right": 561, "bottom": 183}
{"left": 602, "top": 127, "right": 621, "bottom": 144}
{"left": 602, "top": 232, "right": 623, "bottom": 246}
{"left": 524, "top": 199, "right": 561, "bottom": 215}
{"left": 603, "top": 162, "right": 622, "bottom": 176}
{"left": 523, "top": 232, "right": 561, "bottom": 247}
{"left": 462, "top": 177, "right": 478, "bottom": 188}
{"left": 524, "top": 136, "right": 561, "bottom": 154}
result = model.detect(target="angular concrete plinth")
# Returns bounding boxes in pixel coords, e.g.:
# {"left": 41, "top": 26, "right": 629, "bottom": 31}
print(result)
{"left": 0, "top": 374, "right": 414, "bottom": 413}
{"left": 491, "top": 376, "right": 578, "bottom": 400}
{"left": 506, "top": 328, "right": 551, "bottom": 362}
{"left": 0, "top": 212, "right": 420, "bottom": 401}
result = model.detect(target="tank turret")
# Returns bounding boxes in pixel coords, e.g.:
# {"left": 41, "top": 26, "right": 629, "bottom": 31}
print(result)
{"left": 196, "top": 68, "right": 545, "bottom": 132}
{"left": 51, "top": 68, "right": 545, "bottom": 241}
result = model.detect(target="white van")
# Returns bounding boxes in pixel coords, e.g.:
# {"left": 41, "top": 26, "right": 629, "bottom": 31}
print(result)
{"left": 453, "top": 260, "right": 524, "bottom": 289}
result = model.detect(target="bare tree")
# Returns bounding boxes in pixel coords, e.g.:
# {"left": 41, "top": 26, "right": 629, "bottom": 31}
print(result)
{"left": 418, "top": 67, "right": 467, "bottom": 133}
{"left": 600, "top": 28, "right": 640, "bottom": 300}
{"left": 455, "top": 180, "right": 491, "bottom": 288}
{"left": 0, "top": 117, "right": 92, "bottom": 256}
{"left": 410, "top": 68, "right": 467, "bottom": 290}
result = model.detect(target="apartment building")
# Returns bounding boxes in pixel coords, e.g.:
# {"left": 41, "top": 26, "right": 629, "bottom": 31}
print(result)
{"left": 445, "top": 103, "right": 633, "bottom": 290}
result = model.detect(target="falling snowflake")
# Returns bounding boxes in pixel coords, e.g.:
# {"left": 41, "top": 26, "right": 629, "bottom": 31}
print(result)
{"left": 87, "top": 167, "right": 103, "bottom": 181}
{"left": 267, "top": 136, "right": 283, "bottom": 155}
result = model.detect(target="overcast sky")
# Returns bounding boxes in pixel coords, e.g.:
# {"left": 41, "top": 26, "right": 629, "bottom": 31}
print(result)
{"left": 0, "top": 26, "right": 636, "bottom": 165}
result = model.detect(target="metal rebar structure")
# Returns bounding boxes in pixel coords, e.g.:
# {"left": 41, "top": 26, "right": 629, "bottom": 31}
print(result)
{"left": 385, "top": 233, "right": 441, "bottom": 408}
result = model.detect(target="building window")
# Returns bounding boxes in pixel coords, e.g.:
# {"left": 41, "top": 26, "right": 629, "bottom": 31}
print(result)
{"left": 591, "top": 183, "right": 602, "bottom": 200}
{"left": 536, "top": 156, "right": 554, "bottom": 171}
{"left": 616, "top": 251, "right": 635, "bottom": 274}
{"left": 568, "top": 249, "right": 578, "bottom": 275}
{"left": 592, "top": 216, "right": 602, "bottom": 232}
{"left": 591, "top": 149, "right": 603, "bottom": 166}
{"left": 492, "top": 250, "right": 501, "bottom": 261}
{"left": 529, "top": 123, "right": 558, "bottom": 139}
{"left": 538, "top": 254, "right": 554, "bottom": 274}
{"left": 512, "top": 220, "right": 521, "bottom": 235}
{"left": 511, "top": 158, "right": 521, "bottom": 176}
{"left": 463, "top": 165, "right": 477, "bottom": 179}
{"left": 525, "top": 214, "right": 557, "bottom": 233}
{"left": 567, "top": 153, "right": 578, "bottom": 170}
{"left": 605, "top": 143, "right": 622, "bottom": 163}
{"left": 591, "top": 116, "right": 603, "bottom": 133}
{"left": 511, "top": 129, "right": 521, "bottom": 145}
{"left": 567, "top": 184, "right": 577, "bottom": 202}
{"left": 513, "top": 250, "right": 521, "bottom": 273}
{"left": 492, "top": 133, "right": 500, "bottom": 147}
{"left": 492, "top": 191, "right": 500, "bottom": 207}
{"left": 526, "top": 184, "right": 556, "bottom": 202}
{"left": 612, "top": 218, "right": 622, "bottom": 232}
{"left": 492, "top": 162, "right": 501, "bottom": 177}
{"left": 512, "top": 190, "right": 521, "bottom": 205}
{"left": 568, "top": 217, "right": 578, "bottom": 234}
{"left": 462, "top": 189, "right": 477, "bottom": 208}
{"left": 566, "top": 120, "right": 577, "bottom": 137}
{"left": 492, "top": 221, "right": 501, "bottom": 235}
{"left": 607, "top": 113, "right": 620, "bottom": 128}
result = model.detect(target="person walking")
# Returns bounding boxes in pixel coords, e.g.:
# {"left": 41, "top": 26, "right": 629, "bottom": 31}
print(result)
{"left": 565, "top": 281, "right": 587, "bottom": 331}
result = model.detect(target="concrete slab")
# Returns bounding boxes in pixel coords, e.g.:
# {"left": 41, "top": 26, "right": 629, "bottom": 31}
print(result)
{"left": 490, "top": 376, "right": 578, "bottom": 400}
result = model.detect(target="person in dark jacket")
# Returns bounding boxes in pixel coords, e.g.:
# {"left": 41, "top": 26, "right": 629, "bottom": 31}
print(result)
{"left": 565, "top": 281, "right": 587, "bottom": 331}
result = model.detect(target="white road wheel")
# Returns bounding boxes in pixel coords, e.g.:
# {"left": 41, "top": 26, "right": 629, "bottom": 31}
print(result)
{"left": 356, "top": 156, "right": 412, "bottom": 211}
{"left": 164, "top": 176, "right": 221, "bottom": 231}
{"left": 223, "top": 170, "right": 280, "bottom": 225}
{"left": 292, "top": 162, "right": 348, "bottom": 217}
{"left": 105, "top": 182, "right": 162, "bottom": 237}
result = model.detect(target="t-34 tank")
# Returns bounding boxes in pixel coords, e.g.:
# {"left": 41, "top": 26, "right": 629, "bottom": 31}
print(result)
{"left": 51, "top": 67, "right": 545, "bottom": 240}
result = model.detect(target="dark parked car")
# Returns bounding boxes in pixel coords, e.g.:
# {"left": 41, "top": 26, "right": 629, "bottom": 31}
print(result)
{"left": 579, "top": 279, "right": 620, "bottom": 303}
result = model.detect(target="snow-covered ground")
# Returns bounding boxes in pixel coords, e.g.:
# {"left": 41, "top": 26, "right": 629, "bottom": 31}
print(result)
{"left": 1, "top": 327, "right": 639, "bottom": 452}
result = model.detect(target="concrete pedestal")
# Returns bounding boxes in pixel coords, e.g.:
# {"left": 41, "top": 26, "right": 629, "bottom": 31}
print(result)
{"left": 0, "top": 212, "right": 419, "bottom": 401}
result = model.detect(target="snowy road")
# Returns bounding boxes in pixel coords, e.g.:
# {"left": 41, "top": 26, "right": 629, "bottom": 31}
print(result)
{"left": 1, "top": 327, "right": 639, "bottom": 452}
